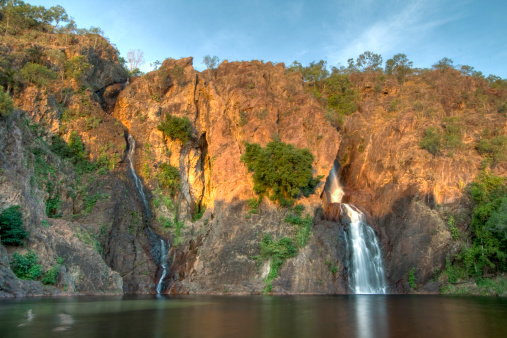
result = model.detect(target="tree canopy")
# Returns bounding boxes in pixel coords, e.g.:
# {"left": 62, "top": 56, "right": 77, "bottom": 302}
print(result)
{"left": 241, "top": 140, "right": 322, "bottom": 206}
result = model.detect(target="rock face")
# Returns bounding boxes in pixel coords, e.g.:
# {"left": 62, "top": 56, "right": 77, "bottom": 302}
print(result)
{"left": 1, "top": 26, "right": 506, "bottom": 297}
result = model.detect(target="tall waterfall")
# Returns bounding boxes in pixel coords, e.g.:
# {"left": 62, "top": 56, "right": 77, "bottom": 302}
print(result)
{"left": 328, "top": 166, "right": 387, "bottom": 294}
{"left": 156, "top": 239, "right": 169, "bottom": 294}
{"left": 127, "top": 134, "right": 150, "bottom": 217}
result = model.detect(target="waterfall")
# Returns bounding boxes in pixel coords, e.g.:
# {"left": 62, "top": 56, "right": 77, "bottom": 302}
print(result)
{"left": 327, "top": 166, "right": 387, "bottom": 294}
{"left": 156, "top": 239, "right": 169, "bottom": 294}
{"left": 127, "top": 134, "right": 150, "bottom": 217}
{"left": 342, "top": 204, "right": 387, "bottom": 294}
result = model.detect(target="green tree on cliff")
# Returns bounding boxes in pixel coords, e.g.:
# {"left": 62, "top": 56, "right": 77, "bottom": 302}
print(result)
{"left": 0, "top": 205, "right": 28, "bottom": 245}
{"left": 203, "top": 55, "right": 220, "bottom": 82}
{"left": 0, "top": 85, "right": 14, "bottom": 117}
{"left": 241, "top": 140, "right": 323, "bottom": 206}
{"left": 385, "top": 53, "right": 413, "bottom": 83}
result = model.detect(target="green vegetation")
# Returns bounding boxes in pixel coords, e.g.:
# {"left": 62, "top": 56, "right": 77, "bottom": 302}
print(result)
{"left": 284, "top": 205, "right": 312, "bottom": 248}
{"left": 41, "top": 257, "right": 64, "bottom": 285}
{"left": 253, "top": 205, "right": 314, "bottom": 293}
{"left": 408, "top": 267, "right": 417, "bottom": 289}
{"left": 254, "top": 234, "right": 298, "bottom": 293}
{"left": 476, "top": 131, "right": 507, "bottom": 165}
{"left": 245, "top": 197, "right": 262, "bottom": 216}
{"left": 10, "top": 250, "right": 42, "bottom": 280}
{"left": 157, "top": 163, "right": 181, "bottom": 196}
{"left": 385, "top": 53, "right": 413, "bottom": 83}
{"left": 10, "top": 250, "right": 62, "bottom": 285}
{"left": 192, "top": 203, "right": 206, "bottom": 222}
{"left": 441, "top": 276, "right": 507, "bottom": 297}
{"left": 157, "top": 114, "right": 192, "bottom": 144}
{"left": 20, "top": 62, "right": 56, "bottom": 87}
{"left": 420, "top": 119, "right": 464, "bottom": 156}
{"left": 0, "top": 86, "right": 14, "bottom": 117}
{"left": 173, "top": 217, "right": 185, "bottom": 246}
{"left": 241, "top": 140, "right": 323, "bottom": 206}
{"left": 75, "top": 226, "right": 102, "bottom": 254}
{"left": 0, "top": 205, "right": 28, "bottom": 245}
{"left": 447, "top": 216, "right": 460, "bottom": 240}
{"left": 443, "top": 171, "right": 507, "bottom": 285}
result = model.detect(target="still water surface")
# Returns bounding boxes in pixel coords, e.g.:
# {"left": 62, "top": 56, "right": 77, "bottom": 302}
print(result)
{"left": 0, "top": 295, "right": 506, "bottom": 338}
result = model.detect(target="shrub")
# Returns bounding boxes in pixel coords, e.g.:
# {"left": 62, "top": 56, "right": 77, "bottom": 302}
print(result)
{"left": 256, "top": 234, "right": 298, "bottom": 293}
{"left": 157, "top": 114, "right": 192, "bottom": 144}
{"left": 476, "top": 135, "right": 507, "bottom": 164}
{"left": 241, "top": 140, "right": 323, "bottom": 206}
{"left": 10, "top": 250, "right": 42, "bottom": 280}
{"left": 0, "top": 86, "right": 14, "bottom": 118}
{"left": 447, "top": 171, "right": 507, "bottom": 279}
{"left": 157, "top": 163, "right": 181, "bottom": 196}
{"left": 20, "top": 62, "right": 56, "bottom": 87}
{"left": 420, "top": 127, "right": 442, "bottom": 156}
{"left": 0, "top": 206, "right": 29, "bottom": 246}
{"left": 408, "top": 267, "right": 417, "bottom": 289}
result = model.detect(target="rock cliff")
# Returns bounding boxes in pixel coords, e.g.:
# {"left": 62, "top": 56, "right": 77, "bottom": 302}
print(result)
{"left": 1, "top": 24, "right": 506, "bottom": 297}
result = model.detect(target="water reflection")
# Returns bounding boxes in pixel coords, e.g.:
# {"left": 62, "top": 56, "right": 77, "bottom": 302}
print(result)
{"left": 354, "top": 296, "right": 388, "bottom": 338}
{"left": 1, "top": 295, "right": 507, "bottom": 338}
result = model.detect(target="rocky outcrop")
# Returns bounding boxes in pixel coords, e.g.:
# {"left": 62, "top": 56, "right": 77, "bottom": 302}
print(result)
{"left": 335, "top": 74, "right": 506, "bottom": 291}
{"left": 2, "top": 22, "right": 506, "bottom": 297}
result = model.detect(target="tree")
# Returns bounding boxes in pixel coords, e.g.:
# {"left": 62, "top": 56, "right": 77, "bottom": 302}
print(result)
{"left": 0, "top": 205, "right": 28, "bottom": 245}
{"left": 432, "top": 57, "right": 454, "bottom": 71}
{"left": 87, "top": 26, "right": 104, "bottom": 49}
{"left": 202, "top": 55, "right": 219, "bottom": 81}
{"left": 356, "top": 51, "right": 383, "bottom": 73}
{"left": 302, "top": 60, "right": 329, "bottom": 88}
{"left": 150, "top": 60, "right": 161, "bottom": 71}
{"left": 385, "top": 53, "right": 413, "bottom": 83}
{"left": 241, "top": 140, "right": 323, "bottom": 206}
{"left": 0, "top": 85, "right": 14, "bottom": 117}
{"left": 127, "top": 49, "right": 145, "bottom": 74}
{"left": 10, "top": 250, "right": 42, "bottom": 279}
{"left": 157, "top": 114, "right": 192, "bottom": 144}
{"left": 20, "top": 62, "right": 56, "bottom": 87}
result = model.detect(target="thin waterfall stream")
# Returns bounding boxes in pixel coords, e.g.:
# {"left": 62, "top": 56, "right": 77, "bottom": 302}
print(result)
{"left": 127, "top": 134, "right": 169, "bottom": 293}
{"left": 328, "top": 166, "right": 387, "bottom": 294}
{"left": 156, "top": 239, "right": 169, "bottom": 294}
{"left": 127, "top": 134, "right": 150, "bottom": 217}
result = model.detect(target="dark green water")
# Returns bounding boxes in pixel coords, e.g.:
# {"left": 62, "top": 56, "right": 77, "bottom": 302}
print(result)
{"left": 1, "top": 295, "right": 506, "bottom": 338}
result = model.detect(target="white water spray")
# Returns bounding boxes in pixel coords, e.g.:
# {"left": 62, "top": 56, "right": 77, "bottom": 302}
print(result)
{"left": 127, "top": 134, "right": 149, "bottom": 215}
{"left": 156, "top": 239, "right": 169, "bottom": 294}
{"left": 328, "top": 166, "right": 387, "bottom": 294}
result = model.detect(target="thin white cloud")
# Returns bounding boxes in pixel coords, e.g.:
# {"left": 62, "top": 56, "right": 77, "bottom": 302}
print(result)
{"left": 325, "top": 0, "right": 465, "bottom": 65}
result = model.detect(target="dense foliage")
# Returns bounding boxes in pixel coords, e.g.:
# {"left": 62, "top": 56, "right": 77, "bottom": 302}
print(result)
{"left": 10, "top": 249, "right": 61, "bottom": 285}
{"left": 0, "top": 86, "right": 14, "bottom": 117}
{"left": 157, "top": 114, "right": 192, "bottom": 144}
{"left": 419, "top": 118, "right": 464, "bottom": 156}
{"left": 446, "top": 171, "right": 507, "bottom": 282}
{"left": 0, "top": 205, "right": 28, "bottom": 245}
{"left": 253, "top": 205, "right": 314, "bottom": 293}
{"left": 10, "top": 250, "right": 42, "bottom": 280}
{"left": 241, "top": 140, "right": 322, "bottom": 206}
{"left": 157, "top": 163, "right": 181, "bottom": 196}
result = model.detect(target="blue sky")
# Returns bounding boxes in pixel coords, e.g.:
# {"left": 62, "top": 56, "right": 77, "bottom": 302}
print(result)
{"left": 29, "top": 0, "right": 507, "bottom": 77}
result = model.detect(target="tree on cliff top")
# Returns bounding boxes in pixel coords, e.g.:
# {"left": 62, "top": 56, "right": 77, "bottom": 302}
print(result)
{"left": 127, "top": 49, "right": 145, "bottom": 76}
{"left": 203, "top": 55, "right": 219, "bottom": 82}
{"left": 241, "top": 140, "right": 323, "bottom": 206}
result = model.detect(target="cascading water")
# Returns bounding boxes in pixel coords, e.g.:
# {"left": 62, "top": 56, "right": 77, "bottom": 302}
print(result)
{"left": 127, "top": 134, "right": 150, "bottom": 217}
{"left": 328, "top": 166, "right": 387, "bottom": 294}
{"left": 156, "top": 239, "right": 169, "bottom": 294}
